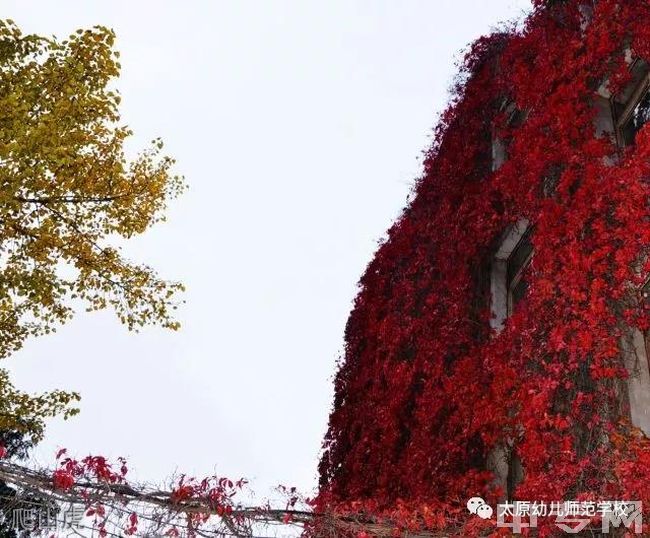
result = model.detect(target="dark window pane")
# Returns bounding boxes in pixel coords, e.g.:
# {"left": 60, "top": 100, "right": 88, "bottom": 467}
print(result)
{"left": 511, "top": 278, "right": 529, "bottom": 308}
{"left": 507, "top": 232, "right": 533, "bottom": 288}
{"left": 507, "top": 231, "right": 533, "bottom": 314}
{"left": 622, "top": 90, "right": 650, "bottom": 146}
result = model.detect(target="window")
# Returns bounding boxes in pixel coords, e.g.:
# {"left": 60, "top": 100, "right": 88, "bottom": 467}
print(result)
{"left": 492, "top": 101, "right": 528, "bottom": 172}
{"left": 491, "top": 220, "right": 533, "bottom": 331}
{"left": 507, "top": 230, "right": 534, "bottom": 316}
{"left": 488, "top": 221, "right": 533, "bottom": 500}
{"left": 613, "top": 59, "right": 650, "bottom": 147}
{"left": 619, "top": 90, "right": 650, "bottom": 146}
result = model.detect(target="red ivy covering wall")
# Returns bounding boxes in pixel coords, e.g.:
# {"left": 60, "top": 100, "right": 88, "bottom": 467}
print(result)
{"left": 318, "top": 0, "right": 650, "bottom": 534}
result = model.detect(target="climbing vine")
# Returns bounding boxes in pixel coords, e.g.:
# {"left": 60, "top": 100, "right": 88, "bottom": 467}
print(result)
{"left": 319, "top": 0, "right": 650, "bottom": 535}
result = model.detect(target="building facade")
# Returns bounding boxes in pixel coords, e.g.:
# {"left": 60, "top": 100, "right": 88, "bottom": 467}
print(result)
{"left": 319, "top": 0, "right": 650, "bottom": 524}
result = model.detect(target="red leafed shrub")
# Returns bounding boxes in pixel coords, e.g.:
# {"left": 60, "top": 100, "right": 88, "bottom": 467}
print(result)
{"left": 125, "top": 512, "right": 138, "bottom": 535}
{"left": 170, "top": 483, "right": 194, "bottom": 503}
{"left": 319, "top": 0, "right": 650, "bottom": 533}
{"left": 52, "top": 469, "right": 75, "bottom": 491}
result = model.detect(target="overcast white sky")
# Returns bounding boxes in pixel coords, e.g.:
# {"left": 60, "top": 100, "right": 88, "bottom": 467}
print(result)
{"left": 4, "top": 0, "right": 531, "bottom": 498}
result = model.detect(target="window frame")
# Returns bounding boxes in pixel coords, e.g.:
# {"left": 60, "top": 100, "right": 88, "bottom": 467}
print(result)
{"left": 490, "top": 220, "right": 533, "bottom": 332}
{"left": 506, "top": 232, "right": 534, "bottom": 317}
{"left": 612, "top": 59, "right": 650, "bottom": 148}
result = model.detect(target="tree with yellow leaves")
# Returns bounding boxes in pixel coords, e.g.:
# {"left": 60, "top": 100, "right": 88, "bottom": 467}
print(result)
{"left": 0, "top": 18, "right": 184, "bottom": 446}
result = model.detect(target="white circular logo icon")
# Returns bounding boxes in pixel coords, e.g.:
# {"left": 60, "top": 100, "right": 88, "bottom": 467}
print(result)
{"left": 467, "top": 497, "right": 493, "bottom": 519}
{"left": 476, "top": 503, "right": 493, "bottom": 519}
